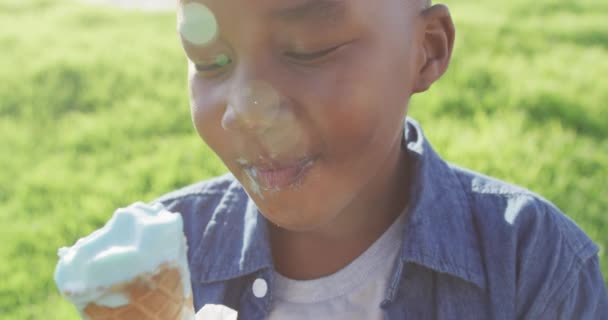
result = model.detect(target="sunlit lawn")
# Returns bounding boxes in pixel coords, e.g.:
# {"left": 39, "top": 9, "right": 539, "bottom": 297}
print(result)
{"left": 0, "top": 0, "right": 606, "bottom": 318}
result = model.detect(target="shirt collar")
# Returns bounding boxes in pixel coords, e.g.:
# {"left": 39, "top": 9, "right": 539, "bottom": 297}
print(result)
{"left": 399, "top": 118, "right": 486, "bottom": 289}
{"left": 190, "top": 117, "right": 485, "bottom": 289}
{"left": 189, "top": 182, "right": 273, "bottom": 283}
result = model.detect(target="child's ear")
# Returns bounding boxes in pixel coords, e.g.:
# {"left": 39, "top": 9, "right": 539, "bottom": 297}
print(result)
{"left": 413, "top": 4, "right": 455, "bottom": 93}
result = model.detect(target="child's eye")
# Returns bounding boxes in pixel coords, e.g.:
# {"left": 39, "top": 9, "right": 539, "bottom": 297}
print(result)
{"left": 285, "top": 44, "right": 342, "bottom": 62}
{"left": 194, "top": 54, "right": 232, "bottom": 75}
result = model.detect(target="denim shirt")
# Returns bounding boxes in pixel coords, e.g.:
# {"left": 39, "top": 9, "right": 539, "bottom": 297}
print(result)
{"left": 154, "top": 118, "right": 608, "bottom": 319}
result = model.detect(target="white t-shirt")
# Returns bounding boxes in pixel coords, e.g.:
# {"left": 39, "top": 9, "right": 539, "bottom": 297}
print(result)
{"left": 267, "top": 211, "right": 407, "bottom": 320}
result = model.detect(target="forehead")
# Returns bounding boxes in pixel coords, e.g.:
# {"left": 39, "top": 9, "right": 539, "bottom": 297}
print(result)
{"left": 186, "top": 0, "right": 346, "bottom": 13}
{"left": 267, "top": 0, "right": 348, "bottom": 23}
{"left": 178, "top": 0, "right": 419, "bottom": 49}
{"left": 182, "top": 0, "right": 367, "bottom": 26}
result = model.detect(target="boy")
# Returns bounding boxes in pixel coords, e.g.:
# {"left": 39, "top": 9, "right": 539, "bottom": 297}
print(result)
{"left": 156, "top": 0, "right": 608, "bottom": 318}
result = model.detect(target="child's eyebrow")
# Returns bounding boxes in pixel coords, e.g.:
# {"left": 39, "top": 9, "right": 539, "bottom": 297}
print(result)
{"left": 269, "top": 0, "right": 347, "bottom": 25}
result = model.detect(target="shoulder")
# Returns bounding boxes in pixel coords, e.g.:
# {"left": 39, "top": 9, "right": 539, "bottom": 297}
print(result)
{"left": 152, "top": 173, "right": 251, "bottom": 228}
{"left": 449, "top": 165, "right": 602, "bottom": 317}
{"left": 154, "top": 173, "right": 237, "bottom": 204}
{"left": 150, "top": 174, "right": 272, "bottom": 285}
{"left": 153, "top": 173, "right": 247, "bottom": 217}
{"left": 150, "top": 173, "right": 250, "bottom": 256}
{"left": 451, "top": 164, "right": 596, "bottom": 257}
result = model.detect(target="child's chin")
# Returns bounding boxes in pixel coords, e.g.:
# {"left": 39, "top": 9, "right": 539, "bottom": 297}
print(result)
{"left": 260, "top": 207, "right": 335, "bottom": 232}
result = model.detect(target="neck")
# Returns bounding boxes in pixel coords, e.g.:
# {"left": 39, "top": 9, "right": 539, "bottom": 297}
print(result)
{"left": 270, "top": 140, "right": 410, "bottom": 280}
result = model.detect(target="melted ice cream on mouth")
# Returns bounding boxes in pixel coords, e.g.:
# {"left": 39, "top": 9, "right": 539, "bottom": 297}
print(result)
{"left": 225, "top": 79, "right": 312, "bottom": 196}
{"left": 54, "top": 202, "right": 191, "bottom": 312}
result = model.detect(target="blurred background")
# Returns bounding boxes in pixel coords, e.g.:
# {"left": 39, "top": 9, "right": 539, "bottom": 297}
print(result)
{"left": 0, "top": 0, "right": 606, "bottom": 318}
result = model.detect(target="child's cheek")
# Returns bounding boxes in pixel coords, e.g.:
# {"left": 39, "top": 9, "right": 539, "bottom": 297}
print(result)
{"left": 189, "top": 87, "right": 229, "bottom": 151}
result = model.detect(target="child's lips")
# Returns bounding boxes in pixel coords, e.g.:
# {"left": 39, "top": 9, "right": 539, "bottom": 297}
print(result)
{"left": 244, "top": 157, "right": 315, "bottom": 190}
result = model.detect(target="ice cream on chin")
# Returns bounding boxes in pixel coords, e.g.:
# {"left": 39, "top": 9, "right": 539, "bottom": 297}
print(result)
{"left": 54, "top": 202, "right": 193, "bottom": 320}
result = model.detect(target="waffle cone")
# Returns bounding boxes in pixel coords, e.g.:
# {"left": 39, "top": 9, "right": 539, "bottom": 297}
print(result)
{"left": 83, "top": 266, "right": 194, "bottom": 320}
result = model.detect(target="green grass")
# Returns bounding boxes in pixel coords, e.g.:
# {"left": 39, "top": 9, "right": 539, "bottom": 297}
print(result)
{"left": 0, "top": 0, "right": 606, "bottom": 318}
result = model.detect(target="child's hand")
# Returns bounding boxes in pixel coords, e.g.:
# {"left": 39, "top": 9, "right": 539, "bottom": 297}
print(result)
{"left": 195, "top": 304, "right": 238, "bottom": 320}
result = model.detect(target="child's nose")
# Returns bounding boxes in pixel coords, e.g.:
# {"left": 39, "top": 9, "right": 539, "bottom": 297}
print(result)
{"left": 221, "top": 80, "right": 283, "bottom": 133}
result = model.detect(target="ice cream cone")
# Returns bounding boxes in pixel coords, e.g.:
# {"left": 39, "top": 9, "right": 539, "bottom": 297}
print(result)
{"left": 55, "top": 202, "right": 195, "bottom": 320}
{"left": 82, "top": 264, "right": 194, "bottom": 320}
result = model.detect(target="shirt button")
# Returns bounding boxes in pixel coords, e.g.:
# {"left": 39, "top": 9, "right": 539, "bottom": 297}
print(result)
{"left": 252, "top": 278, "right": 268, "bottom": 298}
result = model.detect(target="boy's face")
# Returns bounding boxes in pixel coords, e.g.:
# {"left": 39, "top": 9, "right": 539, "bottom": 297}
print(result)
{"left": 179, "top": 0, "right": 429, "bottom": 231}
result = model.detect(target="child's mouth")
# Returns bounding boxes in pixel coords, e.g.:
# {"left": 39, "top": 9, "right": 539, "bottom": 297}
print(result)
{"left": 244, "top": 157, "right": 315, "bottom": 191}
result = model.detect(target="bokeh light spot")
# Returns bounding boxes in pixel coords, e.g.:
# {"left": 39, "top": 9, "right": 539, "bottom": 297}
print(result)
{"left": 215, "top": 54, "right": 231, "bottom": 67}
{"left": 178, "top": 2, "right": 218, "bottom": 46}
